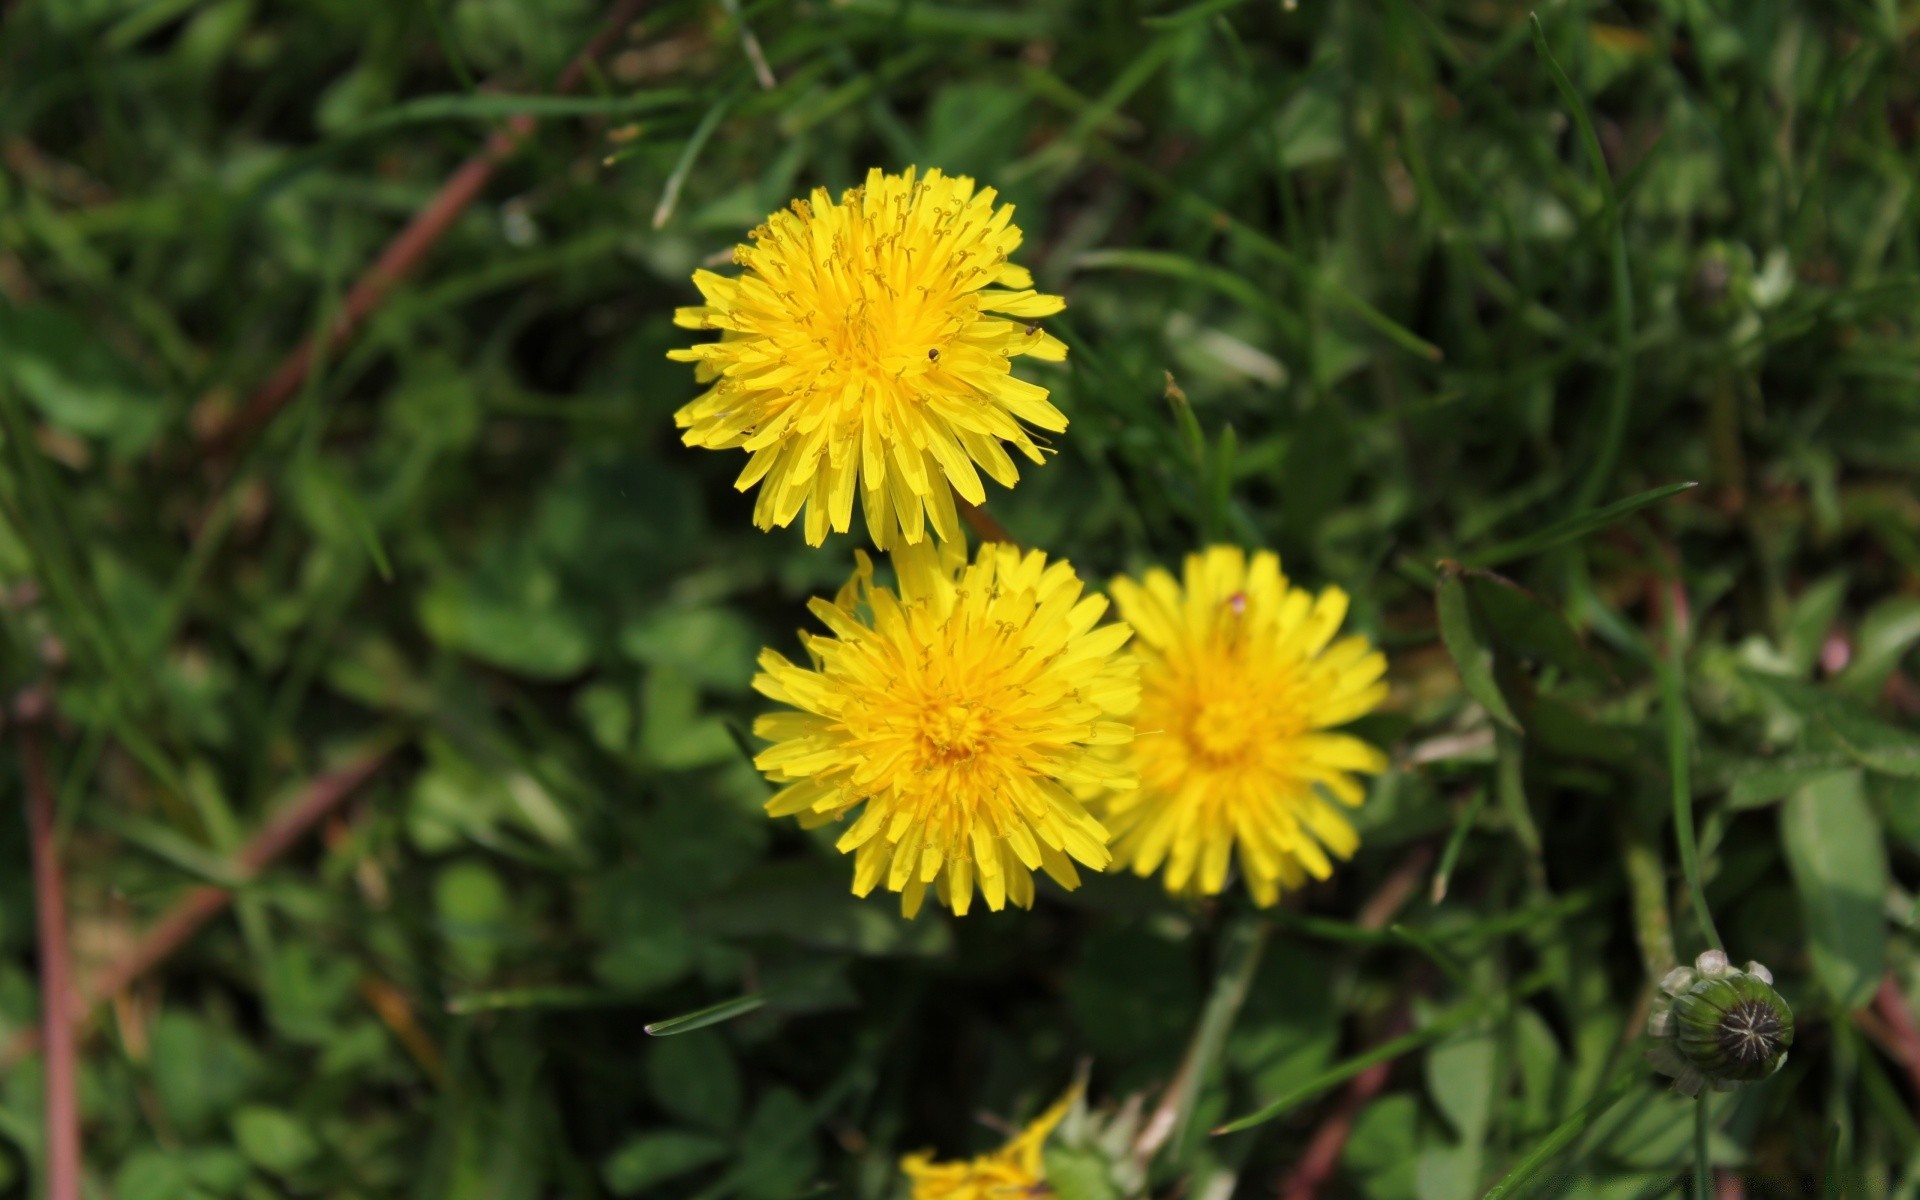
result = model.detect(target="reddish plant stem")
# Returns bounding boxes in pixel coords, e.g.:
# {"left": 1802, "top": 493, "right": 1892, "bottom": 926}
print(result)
{"left": 206, "top": 0, "right": 650, "bottom": 454}
{"left": 0, "top": 749, "right": 390, "bottom": 1070}
{"left": 1277, "top": 1036, "right": 1397, "bottom": 1200}
{"left": 18, "top": 697, "right": 81, "bottom": 1200}
{"left": 1871, "top": 972, "right": 1920, "bottom": 1115}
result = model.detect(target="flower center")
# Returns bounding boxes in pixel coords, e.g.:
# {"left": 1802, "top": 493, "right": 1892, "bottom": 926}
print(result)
{"left": 1717, "top": 999, "right": 1784, "bottom": 1068}
{"left": 920, "top": 702, "right": 989, "bottom": 764}
{"left": 1190, "top": 698, "right": 1259, "bottom": 764}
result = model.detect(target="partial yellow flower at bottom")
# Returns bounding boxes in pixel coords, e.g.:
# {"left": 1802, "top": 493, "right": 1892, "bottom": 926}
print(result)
{"left": 752, "top": 539, "right": 1138, "bottom": 917}
{"left": 1092, "top": 546, "right": 1390, "bottom": 906}
{"left": 901, "top": 1086, "right": 1077, "bottom": 1200}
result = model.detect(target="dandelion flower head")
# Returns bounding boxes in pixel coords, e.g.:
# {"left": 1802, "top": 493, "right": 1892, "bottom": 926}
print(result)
{"left": 752, "top": 538, "right": 1137, "bottom": 917}
{"left": 901, "top": 1085, "right": 1076, "bottom": 1200}
{"left": 670, "top": 167, "right": 1069, "bottom": 549}
{"left": 1092, "top": 546, "right": 1389, "bottom": 906}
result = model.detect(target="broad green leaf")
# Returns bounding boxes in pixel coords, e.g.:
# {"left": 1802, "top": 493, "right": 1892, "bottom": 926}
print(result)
{"left": 602, "top": 1131, "right": 728, "bottom": 1196}
{"left": 1436, "top": 569, "right": 1521, "bottom": 731}
{"left": 435, "top": 859, "right": 513, "bottom": 977}
{"left": 1838, "top": 597, "right": 1920, "bottom": 699}
{"left": 1780, "top": 573, "right": 1849, "bottom": 678}
{"left": 1460, "top": 569, "right": 1613, "bottom": 685}
{"left": 1747, "top": 673, "right": 1920, "bottom": 778}
{"left": 1342, "top": 1094, "right": 1419, "bottom": 1200}
{"left": 1426, "top": 1029, "right": 1497, "bottom": 1142}
{"left": 620, "top": 608, "right": 759, "bottom": 693}
{"left": 1725, "top": 758, "right": 1855, "bottom": 810}
{"left": 736, "top": 1088, "right": 821, "bottom": 1200}
{"left": 646, "top": 1031, "right": 742, "bottom": 1132}
{"left": 0, "top": 303, "right": 164, "bottom": 458}
{"left": 1782, "top": 770, "right": 1887, "bottom": 1010}
{"left": 231, "top": 1106, "right": 321, "bottom": 1176}
{"left": 1044, "top": 1146, "right": 1122, "bottom": 1200}
{"left": 1415, "top": 1143, "right": 1481, "bottom": 1200}
{"left": 150, "top": 1013, "right": 262, "bottom": 1136}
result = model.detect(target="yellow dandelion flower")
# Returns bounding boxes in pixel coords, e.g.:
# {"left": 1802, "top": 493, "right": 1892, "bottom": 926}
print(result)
{"left": 1092, "top": 546, "right": 1390, "bottom": 906}
{"left": 669, "top": 166, "right": 1069, "bottom": 549}
{"left": 751, "top": 538, "right": 1137, "bottom": 917}
{"left": 900, "top": 1085, "right": 1077, "bottom": 1200}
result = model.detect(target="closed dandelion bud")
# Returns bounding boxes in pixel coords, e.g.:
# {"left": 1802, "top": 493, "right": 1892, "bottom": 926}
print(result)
{"left": 1647, "top": 951, "right": 1793, "bottom": 1095}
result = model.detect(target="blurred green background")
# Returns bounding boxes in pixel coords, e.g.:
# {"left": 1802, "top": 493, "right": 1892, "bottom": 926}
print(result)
{"left": 2, "top": 0, "right": 1919, "bottom": 1196}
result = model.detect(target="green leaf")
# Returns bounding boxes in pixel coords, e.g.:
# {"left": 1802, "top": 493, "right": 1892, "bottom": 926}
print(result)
{"left": 0, "top": 303, "right": 164, "bottom": 458}
{"left": 1725, "top": 758, "right": 1856, "bottom": 810}
{"left": 1342, "top": 1094, "right": 1419, "bottom": 1200}
{"left": 231, "top": 1106, "right": 321, "bottom": 1176}
{"left": 1838, "top": 597, "right": 1920, "bottom": 699}
{"left": 1436, "top": 569, "right": 1521, "bottom": 731}
{"left": 602, "top": 1131, "right": 729, "bottom": 1196}
{"left": 1045, "top": 1146, "right": 1122, "bottom": 1200}
{"left": 1466, "top": 482, "right": 1697, "bottom": 569}
{"left": 1426, "top": 1029, "right": 1497, "bottom": 1142}
{"left": 417, "top": 567, "right": 592, "bottom": 680}
{"left": 646, "top": 1031, "right": 742, "bottom": 1131}
{"left": 1782, "top": 770, "right": 1887, "bottom": 1010}
{"left": 1459, "top": 569, "right": 1613, "bottom": 685}
{"left": 1780, "top": 573, "right": 1849, "bottom": 678}
{"left": 150, "top": 1013, "right": 263, "bottom": 1136}
{"left": 620, "top": 608, "right": 759, "bottom": 693}
{"left": 1415, "top": 1143, "right": 1481, "bottom": 1200}
{"left": 435, "top": 859, "right": 513, "bottom": 976}
{"left": 736, "top": 1087, "right": 820, "bottom": 1200}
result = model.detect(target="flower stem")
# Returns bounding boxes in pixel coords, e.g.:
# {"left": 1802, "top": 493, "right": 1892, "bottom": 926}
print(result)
{"left": 1695, "top": 1095, "right": 1711, "bottom": 1198}
{"left": 1137, "top": 915, "right": 1267, "bottom": 1161}
{"left": 1658, "top": 576, "right": 1724, "bottom": 952}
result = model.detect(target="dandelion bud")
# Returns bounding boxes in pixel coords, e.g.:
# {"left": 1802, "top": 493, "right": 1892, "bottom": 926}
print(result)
{"left": 1648, "top": 951, "right": 1793, "bottom": 1095}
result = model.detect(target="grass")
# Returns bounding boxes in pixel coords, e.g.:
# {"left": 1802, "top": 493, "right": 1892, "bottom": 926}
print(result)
{"left": 2, "top": 0, "right": 1920, "bottom": 1197}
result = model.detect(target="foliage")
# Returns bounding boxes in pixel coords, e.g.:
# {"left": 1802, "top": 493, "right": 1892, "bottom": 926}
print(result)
{"left": 1, "top": 0, "right": 1919, "bottom": 1197}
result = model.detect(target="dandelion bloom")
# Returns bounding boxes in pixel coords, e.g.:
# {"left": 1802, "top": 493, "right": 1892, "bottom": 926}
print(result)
{"left": 1092, "top": 546, "right": 1389, "bottom": 905}
{"left": 670, "top": 167, "right": 1069, "bottom": 549}
{"left": 900, "top": 1086, "right": 1076, "bottom": 1200}
{"left": 752, "top": 539, "right": 1136, "bottom": 917}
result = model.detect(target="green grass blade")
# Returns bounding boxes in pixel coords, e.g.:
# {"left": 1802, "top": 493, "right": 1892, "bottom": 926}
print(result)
{"left": 1529, "top": 13, "right": 1637, "bottom": 515}
{"left": 1481, "top": 1069, "right": 1640, "bottom": 1199}
{"left": 644, "top": 994, "right": 768, "bottom": 1037}
{"left": 1466, "top": 481, "right": 1697, "bottom": 568}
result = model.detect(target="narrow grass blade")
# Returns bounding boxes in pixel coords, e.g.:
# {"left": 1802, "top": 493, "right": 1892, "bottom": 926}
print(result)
{"left": 1074, "top": 249, "right": 1307, "bottom": 342}
{"left": 1658, "top": 600, "right": 1723, "bottom": 952}
{"left": 1215, "top": 1004, "right": 1475, "bottom": 1134}
{"left": 1466, "top": 481, "right": 1697, "bottom": 568}
{"left": 1529, "top": 14, "right": 1636, "bottom": 515}
{"left": 644, "top": 993, "right": 767, "bottom": 1037}
{"left": 1481, "top": 1069, "right": 1639, "bottom": 1199}
{"left": 654, "top": 88, "right": 740, "bottom": 229}
{"left": 447, "top": 986, "right": 642, "bottom": 1015}
{"left": 1432, "top": 786, "right": 1488, "bottom": 903}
